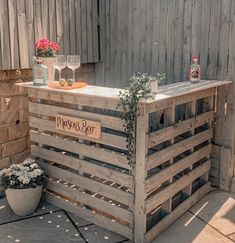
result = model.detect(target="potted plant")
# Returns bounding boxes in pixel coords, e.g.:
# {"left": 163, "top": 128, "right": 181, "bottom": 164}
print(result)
{"left": 35, "top": 38, "right": 60, "bottom": 84}
{"left": 117, "top": 73, "right": 165, "bottom": 166}
{"left": 0, "top": 158, "right": 45, "bottom": 216}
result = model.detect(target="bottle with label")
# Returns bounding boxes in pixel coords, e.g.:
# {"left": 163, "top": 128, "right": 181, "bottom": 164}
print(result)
{"left": 33, "top": 57, "right": 48, "bottom": 86}
{"left": 189, "top": 56, "right": 201, "bottom": 83}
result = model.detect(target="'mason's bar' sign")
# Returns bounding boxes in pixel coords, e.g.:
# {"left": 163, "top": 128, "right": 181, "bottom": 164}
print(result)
{"left": 56, "top": 114, "right": 101, "bottom": 139}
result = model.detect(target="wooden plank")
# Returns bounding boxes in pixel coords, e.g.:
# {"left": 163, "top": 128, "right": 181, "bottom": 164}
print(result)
{"left": 121, "top": 0, "right": 128, "bottom": 86}
{"left": 0, "top": 0, "right": 11, "bottom": 69}
{"left": 29, "top": 116, "right": 126, "bottom": 150}
{"left": 146, "top": 144, "right": 212, "bottom": 193}
{"left": 191, "top": 0, "right": 202, "bottom": 57}
{"left": 92, "top": 0, "right": 99, "bottom": 62}
{"left": 86, "top": 0, "right": 93, "bottom": 62}
{"left": 63, "top": 0, "right": 70, "bottom": 55}
{"left": 166, "top": 0, "right": 176, "bottom": 83}
{"left": 151, "top": 0, "right": 160, "bottom": 75}
{"left": 75, "top": 0, "right": 82, "bottom": 56}
{"left": 30, "top": 130, "right": 130, "bottom": 170}
{"left": 182, "top": 0, "right": 193, "bottom": 80}
{"left": 145, "top": 0, "right": 153, "bottom": 75}
{"left": 55, "top": 0, "right": 64, "bottom": 54}
{"left": 173, "top": 0, "right": 184, "bottom": 81}
{"left": 27, "top": 88, "right": 121, "bottom": 111}
{"left": 207, "top": 0, "right": 221, "bottom": 79}
{"left": 69, "top": 0, "right": 76, "bottom": 54}
{"left": 158, "top": 0, "right": 168, "bottom": 78}
{"left": 146, "top": 159, "right": 211, "bottom": 213}
{"left": 146, "top": 87, "right": 217, "bottom": 113}
{"left": 99, "top": 0, "right": 106, "bottom": 62}
{"left": 134, "top": 104, "right": 148, "bottom": 242}
{"left": 200, "top": 0, "right": 211, "bottom": 79}
{"left": 33, "top": 0, "right": 42, "bottom": 41}
{"left": 43, "top": 192, "right": 133, "bottom": 240}
{"left": 139, "top": 0, "right": 146, "bottom": 73}
{"left": 32, "top": 145, "right": 133, "bottom": 188}
{"left": 46, "top": 179, "right": 133, "bottom": 224}
{"left": 17, "top": 0, "right": 30, "bottom": 68}
{"left": 49, "top": 0, "right": 57, "bottom": 42}
{"left": 8, "top": 0, "right": 19, "bottom": 68}
{"left": 25, "top": 0, "right": 35, "bottom": 62}
{"left": 81, "top": 0, "right": 87, "bottom": 62}
{"left": 104, "top": 0, "right": 111, "bottom": 81}
{"left": 144, "top": 182, "right": 211, "bottom": 243}
{"left": 132, "top": 0, "right": 140, "bottom": 73}
{"left": 214, "top": 85, "right": 226, "bottom": 146}
{"left": 217, "top": 0, "right": 231, "bottom": 80}
{"left": 146, "top": 128, "right": 213, "bottom": 171}
{"left": 29, "top": 102, "right": 124, "bottom": 131}
{"left": 39, "top": 161, "right": 132, "bottom": 206}
{"left": 41, "top": 0, "right": 49, "bottom": 38}
{"left": 148, "top": 110, "right": 214, "bottom": 148}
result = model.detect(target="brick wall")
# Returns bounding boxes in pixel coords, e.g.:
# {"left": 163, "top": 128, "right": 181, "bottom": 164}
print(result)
{"left": 0, "top": 69, "right": 32, "bottom": 170}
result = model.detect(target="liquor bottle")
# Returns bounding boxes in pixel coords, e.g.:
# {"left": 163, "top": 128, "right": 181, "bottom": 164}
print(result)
{"left": 33, "top": 57, "right": 48, "bottom": 86}
{"left": 189, "top": 56, "right": 201, "bottom": 83}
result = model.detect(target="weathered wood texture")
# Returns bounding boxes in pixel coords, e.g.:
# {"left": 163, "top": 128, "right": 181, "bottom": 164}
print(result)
{"left": 0, "top": 0, "right": 100, "bottom": 70}
{"left": 19, "top": 80, "right": 229, "bottom": 242}
{"left": 94, "top": 0, "right": 235, "bottom": 87}
{"left": 0, "top": 69, "right": 31, "bottom": 169}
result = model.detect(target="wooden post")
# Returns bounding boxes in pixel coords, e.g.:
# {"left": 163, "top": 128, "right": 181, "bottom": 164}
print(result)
{"left": 214, "top": 84, "right": 235, "bottom": 191}
{"left": 134, "top": 103, "right": 148, "bottom": 243}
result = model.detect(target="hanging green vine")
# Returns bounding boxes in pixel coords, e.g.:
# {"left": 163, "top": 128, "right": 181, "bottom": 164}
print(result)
{"left": 117, "top": 72, "right": 165, "bottom": 166}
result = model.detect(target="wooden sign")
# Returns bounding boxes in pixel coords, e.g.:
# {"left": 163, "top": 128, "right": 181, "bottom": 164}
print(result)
{"left": 56, "top": 114, "right": 101, "bottom": 139}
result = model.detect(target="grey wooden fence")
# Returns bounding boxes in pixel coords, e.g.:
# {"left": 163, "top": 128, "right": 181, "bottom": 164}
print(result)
{"left": 0, "top": 0, "right": 100, "bottom": 70}
{"left": 96, "top": 0, "right": 235, "bottom": 88}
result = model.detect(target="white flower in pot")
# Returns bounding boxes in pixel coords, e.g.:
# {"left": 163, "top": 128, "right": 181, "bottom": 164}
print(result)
{"left": 0, "top": 158, "right": 45, "bottom": 216}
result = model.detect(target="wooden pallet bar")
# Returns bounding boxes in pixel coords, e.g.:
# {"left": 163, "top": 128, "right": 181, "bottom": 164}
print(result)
{"left": 18, "top": 80, "right": 231, "bottom": 243}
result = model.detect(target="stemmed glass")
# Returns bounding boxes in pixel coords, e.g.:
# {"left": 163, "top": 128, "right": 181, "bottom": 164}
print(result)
{"left": 53, "top": 55, "right": 67, "bottom": 81}
{"left": 67, "top": 55, "right": 81, "bottom": 82}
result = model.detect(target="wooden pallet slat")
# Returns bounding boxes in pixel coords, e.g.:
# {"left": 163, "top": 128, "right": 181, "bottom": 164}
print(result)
{"left": 32, "top": 145, "right": 132, "bottom": 188}
{"left": 146, "top": 128, "right": 213, "bottom": 171}
{"left": 145, "top": 159, "right": 211, "bottom": 213}
{"left": 39, "top": 161, "right": 132, "bottom": 207}
{"left": 44, "top": 191, "right": 133, "bottom": 240}
{"left": 29, "top": 117, "right": 127, "bottom": 150}
{"left": 46, "top": 179, "right": 133, "bottom": 225}
{"left": 30, "top": 130, "right": 130, "bottom": 170}
{"left": 29, "top": 102, "right": 124, "bottom": 131}
{"left": 145, "top": 144, "right": 212, "bottom": 193}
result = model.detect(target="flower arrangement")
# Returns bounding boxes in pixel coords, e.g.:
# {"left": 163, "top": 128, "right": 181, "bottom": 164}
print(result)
{"left": 35, "top": 38, "right": 60, "bottom": 57}
{"left": 0, "top": 158, "right": 45, "bottom": 190}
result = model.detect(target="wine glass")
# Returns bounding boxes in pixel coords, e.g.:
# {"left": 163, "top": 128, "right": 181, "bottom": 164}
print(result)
{"left": 67, "top": 55, "right": 81, "bottom": 82}
{"left": 53, "top": 55, "right": 67, "bottom": 81}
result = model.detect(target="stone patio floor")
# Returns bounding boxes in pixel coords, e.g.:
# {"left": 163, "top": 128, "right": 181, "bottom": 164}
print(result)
{"left": 0, "top": 190, "right": 234, "bottom": 243}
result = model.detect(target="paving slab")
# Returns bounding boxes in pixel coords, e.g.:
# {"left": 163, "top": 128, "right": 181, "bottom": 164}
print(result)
{"left": 152, "top": 211, "right": 232, "bottom": 243}
{"left": 68, "top": 212, "right": 92, "bottom": 228}
{"left": 190, "top": 190, "right": 235, "bottom": 236}
{"left": 0, "top": 211, "right": 85, "bottom": 243}
{"left": 79, "top": 224, "right": 126, "bottom": 243}
{"left": 0, "top": 197, "right": 59, "bottom": 225}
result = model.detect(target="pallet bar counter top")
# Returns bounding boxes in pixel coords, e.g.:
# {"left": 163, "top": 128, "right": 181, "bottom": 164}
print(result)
{"left": 18, "top": 80, "right": 232, "bottom": 243}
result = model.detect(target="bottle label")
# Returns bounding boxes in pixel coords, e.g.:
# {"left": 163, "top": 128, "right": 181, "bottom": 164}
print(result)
{"left": 34, "top": 78, "right": 44, "bottom": 83}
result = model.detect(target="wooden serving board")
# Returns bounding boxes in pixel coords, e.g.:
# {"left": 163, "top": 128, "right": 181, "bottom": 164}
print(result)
{"left": 48, "top": 81, "right": 87, "bottom": 90}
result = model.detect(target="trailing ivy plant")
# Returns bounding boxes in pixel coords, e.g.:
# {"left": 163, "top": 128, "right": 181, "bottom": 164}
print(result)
{"left": 117, "top": 72, "right": 165, "bottom": 166}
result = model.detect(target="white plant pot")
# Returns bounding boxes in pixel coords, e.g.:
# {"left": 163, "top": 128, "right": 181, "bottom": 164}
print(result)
{"left": 150, "top": 80, "right": 158, "bottom": 95}
{"left": 42, "top": 57, "right": 55, "bottom": 86}
{"left": 5, "top": 185, "right": 43, "bottom": 216}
